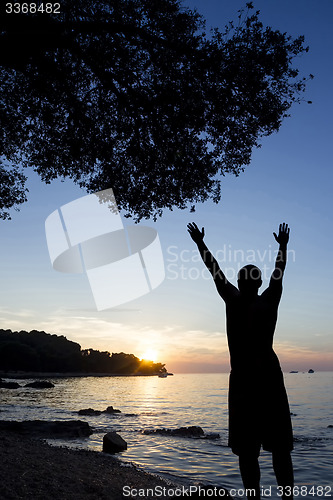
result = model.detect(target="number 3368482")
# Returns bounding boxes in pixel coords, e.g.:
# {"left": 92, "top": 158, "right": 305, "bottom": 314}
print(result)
{"left": 5, "top": 3, "right": 61, "bottom": 14}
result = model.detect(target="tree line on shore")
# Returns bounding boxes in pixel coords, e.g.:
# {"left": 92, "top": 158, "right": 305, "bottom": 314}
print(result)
{"left": 0, "top": 329, "right": 166, "bottom": 375}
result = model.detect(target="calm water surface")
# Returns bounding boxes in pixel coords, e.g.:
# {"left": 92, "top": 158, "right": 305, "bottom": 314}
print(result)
{"left": 1, "top": 372, "right": 332, "bottom": 498}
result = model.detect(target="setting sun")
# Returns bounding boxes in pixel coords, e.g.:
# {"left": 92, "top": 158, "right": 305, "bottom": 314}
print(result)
{"left": 140, "top": 349, "right": 159, "bottom": 362}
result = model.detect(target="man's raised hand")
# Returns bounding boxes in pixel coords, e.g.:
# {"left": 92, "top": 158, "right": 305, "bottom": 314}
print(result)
{"left": 187, "top": 222, "right": 205, "bottom": 244}
{"left": 273, "top": 223, "right": 290, "bottom": 246}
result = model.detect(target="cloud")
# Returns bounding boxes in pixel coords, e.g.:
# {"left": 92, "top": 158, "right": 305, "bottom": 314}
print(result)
{"left": 4, "top": 307, "right": 330, "bottom": 372}
{"left": 0, "top": 307, "right": 36, "bottom": 318}
{"left": 275, "top": 340, "right": 333, "bottom": 371}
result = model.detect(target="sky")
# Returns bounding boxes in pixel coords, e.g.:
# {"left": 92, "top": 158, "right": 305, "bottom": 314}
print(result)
{"left": 0, "top": 0, "right": 332, "bottom": 373}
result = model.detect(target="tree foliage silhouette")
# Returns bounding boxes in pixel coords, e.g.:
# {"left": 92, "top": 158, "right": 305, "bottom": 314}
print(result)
{"left": 0, "top": 1, "right": 311, "bottom": 220}
{"left": 0, "top": 329, "right": 166, "bottom": 374}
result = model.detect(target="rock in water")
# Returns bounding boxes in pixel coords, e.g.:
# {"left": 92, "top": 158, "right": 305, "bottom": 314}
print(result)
{"left": 78, "top": 408, "right": 102, "bottom": 416}
{"left": 104, "top": 406, "right": 121, "bottom": 414}
{"left": 103, "top": 432, "right": 127, "bottom": 453}
{"left": 0, "top": 380, "right": 20, "bottom": 389}
{"left": 142, "top": 426, "right": 207, "bottom": 438}
{"left": 172, "top": 426, "right": 205, "bottom": 437}
{"left": 25, "top": 381, "right": 55, "bottom": 388}
{"left": 0, "top": 420, "right": 93, "bottom": 438}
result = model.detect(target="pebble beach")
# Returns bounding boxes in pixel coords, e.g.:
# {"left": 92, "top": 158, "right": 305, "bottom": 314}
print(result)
{"left": 0, "top": 432, "right": 180, "bottom": 500}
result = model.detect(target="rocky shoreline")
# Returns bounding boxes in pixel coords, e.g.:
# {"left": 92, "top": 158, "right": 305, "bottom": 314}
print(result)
{"left": 0, "top": 431, "right": 183, "bottom": 500}
{"left": 0, "top": 424, "right": 231, "bottom": 499}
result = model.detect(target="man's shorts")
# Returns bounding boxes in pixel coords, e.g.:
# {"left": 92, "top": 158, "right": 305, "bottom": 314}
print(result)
{"left": 228, "top": 368, "right": 294, "bottom": 456}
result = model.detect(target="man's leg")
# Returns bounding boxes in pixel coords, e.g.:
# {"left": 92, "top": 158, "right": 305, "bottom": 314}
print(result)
{"left": 272, "top": 450, "right": 294, "bottom": 500}
{"left": 239, "top": 452, "right": 261, "bottom": 500}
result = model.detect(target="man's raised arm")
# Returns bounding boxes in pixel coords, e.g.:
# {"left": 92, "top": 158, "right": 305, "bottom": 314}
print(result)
{"left": 187, "top": 222, "right": 237, "bottom": 300}
{"left": 271, "top": 222, "right": 290, "bottom": 282}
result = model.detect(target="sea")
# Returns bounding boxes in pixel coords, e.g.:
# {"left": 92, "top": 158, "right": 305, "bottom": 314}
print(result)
{"left": 1, "top": 372, "right": 332, "bottom": 498}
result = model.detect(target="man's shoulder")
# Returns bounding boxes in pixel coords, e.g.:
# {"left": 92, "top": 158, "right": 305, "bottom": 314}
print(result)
{"left": 260, "top": 279, "right": 283, "bottom": 303}
{"left": 215, "top": 278, "right": 239, "bottom": 303}
{"left": 220, "top": 283, "right": 240, "bottom": 303}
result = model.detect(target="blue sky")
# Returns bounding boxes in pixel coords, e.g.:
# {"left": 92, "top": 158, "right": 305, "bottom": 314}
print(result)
{"left": 0, "top": 0, "right": 332, "bottom": 372}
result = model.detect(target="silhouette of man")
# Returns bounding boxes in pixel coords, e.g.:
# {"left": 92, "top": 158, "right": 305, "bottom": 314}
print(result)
{"left": 188, "top": 222, "right": 294, "bottom": 500}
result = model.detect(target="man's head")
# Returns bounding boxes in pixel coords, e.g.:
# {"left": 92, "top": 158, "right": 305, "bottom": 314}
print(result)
{"left": 237, "top": 264, "right": 262, "bottom": 295}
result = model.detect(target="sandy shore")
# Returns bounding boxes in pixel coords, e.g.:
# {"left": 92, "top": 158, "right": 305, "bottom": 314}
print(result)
{"left": 0, "top": 432, "right": 183, "bottom": 499}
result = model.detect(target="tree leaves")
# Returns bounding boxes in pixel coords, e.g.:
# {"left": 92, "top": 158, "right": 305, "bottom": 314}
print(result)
{"left": 0, "top": 0, "right": 310, "bottom": 220}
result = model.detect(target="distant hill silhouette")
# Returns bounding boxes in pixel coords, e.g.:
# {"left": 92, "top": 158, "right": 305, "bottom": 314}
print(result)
{"left": 0, "top": 329, "right": 166, "bottom": 375}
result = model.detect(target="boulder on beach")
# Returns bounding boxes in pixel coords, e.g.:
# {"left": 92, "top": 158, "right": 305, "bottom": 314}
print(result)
{"left": 78, "top": 408, "right": 102, "bottom": 416}
{"left": 0, "top": 420, "right": 93, "bottom": 438}
{"left": 104, "top": 406, "right": 121, "bottom": 414}
{"left": 103, "top": 431, "right": 127, "bottom": 453}
{"left": 24, "top": 381, "right": 55, "bottom": 389}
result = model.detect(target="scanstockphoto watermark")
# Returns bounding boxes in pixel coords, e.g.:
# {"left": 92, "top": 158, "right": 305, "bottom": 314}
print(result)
{"left": 123, "top": 484, "right": 332, "bottom": 498}
{"left": 166, "top": 245, "right": 296, "bottom": 281}
{"left": 123, "top": 484, "right": 255, "bottom": 497}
